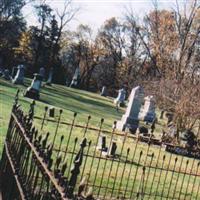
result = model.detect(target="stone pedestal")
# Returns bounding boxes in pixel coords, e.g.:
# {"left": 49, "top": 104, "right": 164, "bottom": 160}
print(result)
{"left": 24, "top": 73, "right": 43, "bottom": 100}
{"left": 116, "top": 86, "right": 144, "bottom": 133}
{"left": 139, "top": 95, "right": 156, "bottom": 123}
{"left": 100, "top": 86, "right": 107, "bottom": 96}
{"left": 12, "top": 65, "right": 25, "bottom": 84}
{"left": 70, "top": 67, "right": 80, "bottom": 88}
{"left": 114, "top": 88, "right": 126, "bottom": 106}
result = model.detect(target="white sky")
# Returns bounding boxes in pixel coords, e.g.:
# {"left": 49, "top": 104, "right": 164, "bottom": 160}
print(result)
{"left": 23, "top": 0, "right": 184, "bottom": 33}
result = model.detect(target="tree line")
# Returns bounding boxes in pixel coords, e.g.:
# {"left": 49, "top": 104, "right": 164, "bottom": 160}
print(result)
{"left": 0, "top": 0, "right": 200, "bottom": 134}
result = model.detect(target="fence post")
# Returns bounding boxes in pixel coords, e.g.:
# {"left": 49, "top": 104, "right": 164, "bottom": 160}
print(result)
{"left": 66, "top": 138, "right": 87, "bottom": 198}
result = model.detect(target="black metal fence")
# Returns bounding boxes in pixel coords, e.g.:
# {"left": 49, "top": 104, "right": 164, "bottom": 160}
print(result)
{"left": 1, "top": 91, "right": 200, "bottom": 200}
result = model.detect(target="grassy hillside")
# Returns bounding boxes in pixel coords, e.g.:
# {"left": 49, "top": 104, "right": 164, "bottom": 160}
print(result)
{"left": 0, "top": 78, "right": 124, "bottom": 155}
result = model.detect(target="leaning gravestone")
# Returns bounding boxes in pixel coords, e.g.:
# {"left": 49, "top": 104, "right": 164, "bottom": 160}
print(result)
{"left": 139, "top": 95, "right": 156, "bottom": 123}
{"left": 39, "top": 67, "right": 45, "bottom": 81}
{"left": 97, "top": 135, "right": 107, "bottom": 152}
{"left": 2, "top": 69, "right": 11, "bottom": 80}
{"left": 100, "top": 86, "right": 107, "bottom": 96}
{"left": 70, "top": 67, "right": 81, "bottom": 88}
{"left": 116, "top": 86, "right": 144, "bottom": 133}
{"left": 114, "top": 88, "right": 126, "bottom": 106}
{"left": 12, "top": 65, "right": 25, "bottom": 84}
{"left": 46, "top": 67, "right": 53, "bottom": 86}
{"left": 24, "top": 73, "right": 43, "bottom": 100}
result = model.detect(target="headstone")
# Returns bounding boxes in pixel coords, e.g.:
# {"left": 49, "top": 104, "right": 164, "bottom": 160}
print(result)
{"left": 49, "top": 107, "right": 55, "bottom": 118}
{"left": 114, "top": 88, "right": 126, "bottom": 106}
{"left": 107, "top": 141, "right": 117, "bottom": 157}
{"left": 2, "top": 69, "right": 11, "bottom": 80}
{"left": 46, "top": 67, "right": 53, "bottom": 85}
{"left": 97, "top": 135, "right": 107, "bottom": 151}
{"left": 24, "top": 73, "right": 43, "bottom": 100}
{"left": 139, "top": 95, "right": 156, "bottom": 123}
{"left": 100, "top": 86, "right": 107, "bottom": 96}
{"left": 39, "top": 67, "right": 45, "bottom": 80}
{"left": 12, "top": 65, "right": 25, "bottom": 84}
{"left": 116, "top": 86, "right": 144, "bottom": 133}
{"left": 70, "top": 67, "right": 80, "bottom": 88}
{"left": 138, "top": 126, "right": 148, "bottom": 135}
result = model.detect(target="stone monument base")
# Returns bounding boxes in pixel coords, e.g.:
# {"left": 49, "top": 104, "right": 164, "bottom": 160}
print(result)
{"left": 116, "top": 116, "right": 139, "bottom": 134}
{"left": 12, "top": 79, "right": 24, "bottom": 85}
{"left": 139, "top": 113, "right": 156, "bottom": 123}
{"left": 24, "top": 87, "right": 40, "bottom": 100}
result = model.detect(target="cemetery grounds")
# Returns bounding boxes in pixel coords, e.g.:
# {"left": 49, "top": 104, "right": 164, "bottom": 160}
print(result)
{"left": 0, "top": 78, "right": 200, "bottom": 200}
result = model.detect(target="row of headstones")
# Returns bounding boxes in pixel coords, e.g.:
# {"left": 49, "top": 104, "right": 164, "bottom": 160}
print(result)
{"left": 0, "top": 65, "right": 25, "bottom": 84}
{"left": 0, "top": 64, "right": 80, "bottom": 100}
{"left": 101, "top": 86, "right": 156, "bottom": 132}
{"left": 24, "top": 67, "right": 80, "bottom": 99}
{"left": 0, "top": 65, "right": 53, "bottom": 85}
{"left": 97, "top": 135, "right": 117, "bottom": 157}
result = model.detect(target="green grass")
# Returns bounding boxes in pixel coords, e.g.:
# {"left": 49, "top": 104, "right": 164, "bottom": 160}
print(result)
{"left": 0, "top": 78, "right": 124, "bottom": 154}
{"left": 1, "top": 78, "right": 200, "bottom": 199}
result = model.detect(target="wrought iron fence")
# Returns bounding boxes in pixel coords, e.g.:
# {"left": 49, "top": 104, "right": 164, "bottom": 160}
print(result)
{"left": 1, "top": 90, "right": 200, "bottom": 200}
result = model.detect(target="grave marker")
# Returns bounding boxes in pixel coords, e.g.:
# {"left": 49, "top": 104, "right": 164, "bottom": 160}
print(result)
{"left": 24, "top": 73, "right": 43, "bottom": 100}
{"left": 114, "top": 88, "right": 126, "bottom": 107}
{"left": 116, "top": 86, "right": 144, "bottom": 133}
{"left": 100, "top": 86, "right": 107, "bottom": 97}
{"left": 139, "top": 95, "right": 156, "bottom": 123}
{"left": 12, "top": 65, "right": 25, "bottom": 84}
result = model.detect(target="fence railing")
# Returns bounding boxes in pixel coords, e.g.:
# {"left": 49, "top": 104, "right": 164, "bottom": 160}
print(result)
{"left": 1, "top": 90, "right": 200, "bottom": 200}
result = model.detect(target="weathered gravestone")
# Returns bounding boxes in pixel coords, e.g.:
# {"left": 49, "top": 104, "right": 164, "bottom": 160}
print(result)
{"left": 24, "top": 73, "right": 43, "bottom": 100}
{"left": 97, "top": 135, "right": 107, "bottom": 151}
{"left": 100, "top": 86, "right": 107, "bottom": 97}
{"left": 70, "top": 67, "right": 81, "bottom": 88}
{"left": 49, "top": 106, "right": 55, "bottom": 118}
{"left": 46, "top": 67, "right": 53, "bottom": 85}
{"left": 39, "top": 67, "right": 45, "bottom": 81}
{"left": 114, "top": 88, "right": 126, "bottom": 107}
{"left": 12, "top": 65, "right": 25, "bottom": 84}
{"left": 2, "top": 69, "right": 11, "bottom": 80}
{"left": 116, "top": 86, "right": 144, "bottom": 133}
{"left": 139, "top": 95, "right": 156, "bottom": 123}
{"left": 107, "top": 141, "right": 117, "bottom": 157}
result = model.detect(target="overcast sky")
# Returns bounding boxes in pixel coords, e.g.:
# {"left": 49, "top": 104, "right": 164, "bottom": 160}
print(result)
{"left": 23, "top": 0, "right": 183, "bottom": 32}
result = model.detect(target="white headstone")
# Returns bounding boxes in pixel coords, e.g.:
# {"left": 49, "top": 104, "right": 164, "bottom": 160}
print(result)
{"left": 114, "top": 88, "right": 126, "bottom": 105}
{"left": 70, "top": 67, "right": 80, "bottom": 88}
{"left": 100, "top": 86, "right": 107, "bottom": 96}
{"left": 12, "top": 65, "right": 25, "bottom": 84}
{"left": 116, "top": 86, "right": 144, "bottom": 133}
{"left": 139, "top": 96, "right": 156, "bottom": 122}
{"left": 24, "top": 73, "right": 43, "bottom": 100}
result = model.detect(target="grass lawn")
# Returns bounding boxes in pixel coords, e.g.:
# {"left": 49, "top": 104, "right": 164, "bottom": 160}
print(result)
{"left": 1, "top": 78, "right": 200, "bottom": 199}
{"left": 0, "top": 78, "right": 124, "bottom": 154}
